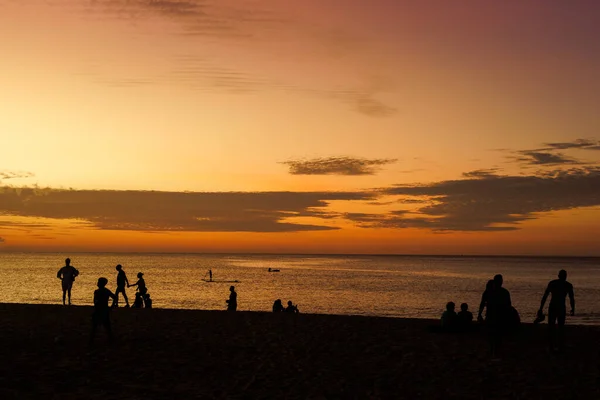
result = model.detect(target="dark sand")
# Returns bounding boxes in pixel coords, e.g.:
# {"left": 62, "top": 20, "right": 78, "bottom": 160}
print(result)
{"left": 1, "top": 304, "right": 599, "bottom": 399}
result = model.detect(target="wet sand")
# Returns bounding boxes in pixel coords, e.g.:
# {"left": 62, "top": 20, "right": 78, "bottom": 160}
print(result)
{"left": 0, "top": 303, "right": 599, "bottom": 399}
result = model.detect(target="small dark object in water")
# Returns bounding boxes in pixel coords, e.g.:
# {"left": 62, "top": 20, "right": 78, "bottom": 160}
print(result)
{"left": 268, "top": 268, "right": 280, "bottom": 272}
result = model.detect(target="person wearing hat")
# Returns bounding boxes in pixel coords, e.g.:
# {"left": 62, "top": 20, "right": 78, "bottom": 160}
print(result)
{"left": 113, "top": 264, "right": 130, "bottom": 308}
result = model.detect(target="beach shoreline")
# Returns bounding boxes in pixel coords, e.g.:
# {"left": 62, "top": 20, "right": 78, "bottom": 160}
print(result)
{"left": 1, "top": 303, "right": 599, "bottom": 399}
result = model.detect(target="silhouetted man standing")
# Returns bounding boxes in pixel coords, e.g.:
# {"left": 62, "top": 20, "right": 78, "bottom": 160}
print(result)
{"left": 226, "top": 286, "right": 237, "bottom": 311}
{"left": 57, "top": 258, "right": 79, "bottom": 305}
{"left": 114, "top": 264, "right": 130, "bottom": 308}
{"left": 487, "top": 274, "right": 512, "bottom": 359}
{"left": 539, "top": 269, "right": 575, "bottom": 352}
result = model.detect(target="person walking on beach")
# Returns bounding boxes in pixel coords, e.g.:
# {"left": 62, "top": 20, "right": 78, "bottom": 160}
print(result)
{"left": 226, "top": 286, "right": 237, "bottom": 311}
{"left": 538, "top": 269, "right": 575, "bottom": 353}
{"left": 90, "top": 277, "right": 117, "bottom": 344}
{"left": 114, "top": 264, "right": 130, "bottom": 308}
{"left": 486, "top": 274, "right": 512, "bottom": 359}
{"left": 209, "top": 269, "right": 213, "bottom": 282}
{"left": 57, "top": 258, "right": 79, "bottom": 305}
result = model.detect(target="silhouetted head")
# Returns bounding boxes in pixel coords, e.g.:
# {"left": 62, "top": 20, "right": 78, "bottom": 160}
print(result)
{"left": 288, "top": 300, "right": 293, "bottom": 307}
{"left": 486, "top": 280, "right": 494, "bottom": 291}
{"left": 460, "top": 303, "right": 468, "bottom": 312}
{"left": 493, "top": 274, "right": 503, "bottom": 288}
{"left": 558, "top": 270, "right": 567, "bottom": 280}
{"left": 116, "top": 264, "right": 122, "bottom": 271}
{"left": 230, "top": 285, "right": 235, "bottom": 292}
{"left": 97, "top": 277, "right": 108, "bottom": 288}
{"left": 446, "top": 301, "right": 455, "bottom": 312}
{"left": 65, "top": 258, "right": 71, "bottom": 266}
{"left": 137, "top": 272, "right": 144, "bottom": 278}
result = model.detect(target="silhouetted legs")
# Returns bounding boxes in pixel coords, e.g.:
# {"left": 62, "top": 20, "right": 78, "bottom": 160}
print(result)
{"left": 548, "top": 306, "right": 566, "bottom": 352}
{"left": 90, "top": 311, "right": 112, "bottom": 344}
{"left": 62, "top": 285, "right": 72, "bottom": 305}
{"left": 114, "top": 286, "right": 129, "bottom": 307}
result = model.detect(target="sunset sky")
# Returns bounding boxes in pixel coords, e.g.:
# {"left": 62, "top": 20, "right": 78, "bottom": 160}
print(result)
{"left": 1, "top": 0, "right": 600, "bottom": 255}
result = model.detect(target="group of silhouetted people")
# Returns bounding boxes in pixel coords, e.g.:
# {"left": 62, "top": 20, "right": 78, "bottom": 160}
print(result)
{"left": 272, "top": 299, "right": 299, "bottom": 313}
{"left": 440, "top": 270, "right": 576, "bottom": 357}
{"left": 440, "top": 302, "right": 473, "bottom": 331}
{"left": 57, "top": 258, "right": 153, "bottom": 343}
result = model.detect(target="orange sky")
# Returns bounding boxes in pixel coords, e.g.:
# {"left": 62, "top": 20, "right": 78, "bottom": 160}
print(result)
{"left": 1, "top": 1, "right": 600, "bottom": 255}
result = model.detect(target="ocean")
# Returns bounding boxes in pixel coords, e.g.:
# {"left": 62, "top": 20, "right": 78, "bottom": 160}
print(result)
{"left": 1, "top": 253, "right": 599, "bottom": 324}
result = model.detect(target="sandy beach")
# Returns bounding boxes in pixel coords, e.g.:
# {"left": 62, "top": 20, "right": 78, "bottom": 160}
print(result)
{"left": 0, "top": 303, "right": 599, "bottom": 399}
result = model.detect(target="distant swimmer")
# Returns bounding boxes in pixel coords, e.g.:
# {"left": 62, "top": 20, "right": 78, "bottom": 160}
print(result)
{"left": 57, "top": 258, "right": 79, "bottom": 306}
{"left": 226, "top": 285, "right": 237, "bottom": 312}
{"left": 538, "top": 269, "right": 575, "bottom": 353}
{"left": 114, "top": 264, "right": 130, "bottom": 308}
{"left": 90, "top": 277, "right": 116, "bottom": 344}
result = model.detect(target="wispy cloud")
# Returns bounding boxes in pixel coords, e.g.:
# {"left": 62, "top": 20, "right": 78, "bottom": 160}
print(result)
{"left": 0, "top": 187, "right": 374, "bottom": 233}
{"left": 368, "top": 166, "right": 600, "bottom": 232}
{"left": 543, "top": 138, "right": 600, "bottom": 151}
{"left": 0, "top": 170, "right": 34, "bottom": 183}
{"left": 76, "top": 1, "right": 399, "bottom": 117}
{"left": 516, "top": 151, "right": 582, "bottom": 166}
{"left": 281, "top": 157, "right": 397, "bottom": 176}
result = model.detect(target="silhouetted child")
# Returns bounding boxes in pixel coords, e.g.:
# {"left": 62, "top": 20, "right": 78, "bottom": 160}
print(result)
{"left": 144, "top": 293, "right": 152, "bottom": 308}
{"left": 91, "top": 277, "right": 116, "bottom": 344}
{"left": 441, "top": 302, "right": 457, "bottom": 330}
{"left": 285, "top": 300, "right": 299, "bottom": 313}
{"left": 226, "top": 286, "right": 237, "bottom": 311}
{"left": 273, "top": 299, "right": 284, "bottom": 312}
{"left": 458, "top": 303, "right": 473, "bottom": 326}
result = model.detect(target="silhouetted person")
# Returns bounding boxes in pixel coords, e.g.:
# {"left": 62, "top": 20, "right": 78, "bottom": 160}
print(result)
{"left": 130, "top": 272, "right": 147, "bottom": 295}
{"left": 539, "top": 269, "right": 575, "bottom": 352}
{"left": 486, "top": 274, "right": 512, "bottom": 359}
{"left": 477, "top": 280, "right": 495, "bottom": 322}
{"left": 57, "top": 258, "right": 79, "bottom": 305}
{"left": 457, "top": 303, "right": 473, "bottom": 328}
{"left": 144, "top": 293, "right": 153, "bottom": 309}
{"left": 90, "top": 277, "right": 116, "bottom": 344}
{"left": 209, "top": 269, "right": 213, "bottom": 282}
{"left": 285, "top": 300, "right": 299, "bottom": 313}
{"left": 226, "top": 286, "right": 237, "bottom": 311}
{"left": 273, "top": 299, "right": 284, "bottom": 312}
{"left": 441, "top": 301, "right": 457, "bottom": 330}
{"left": 113, "top": 264, "right": 130, "bottom": 308}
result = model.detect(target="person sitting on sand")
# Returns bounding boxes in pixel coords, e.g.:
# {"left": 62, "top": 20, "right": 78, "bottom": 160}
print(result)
{"left": 441, "top": 302, "right": 457, "bottom": 330}
{"left": 57, "top": 258, "right": 79, "bottom": 306}
{"left": 273, "top": 299, "right": 284, "bottom": 312}
{"left": 538, "top": 269, "right": 575, "bottom": 353}
{"left": 113, "top": 264, "right": 130, "bottom": 308}
{"left": 457, "top": 303, "right": 473, "bottom": 331}
{"left": 90, "top": 277, "right": 117, "bottom": 344}
{"left": 226, "top": 286, "right": 237, "bottom": 311}
{"left": 284, "top": 300, "right": 299, "bottom": 314}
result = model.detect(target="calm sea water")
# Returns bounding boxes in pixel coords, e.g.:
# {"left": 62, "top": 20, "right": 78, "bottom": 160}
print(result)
{"left": 1, "top": 253, "right": 599, "bottom": 325}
